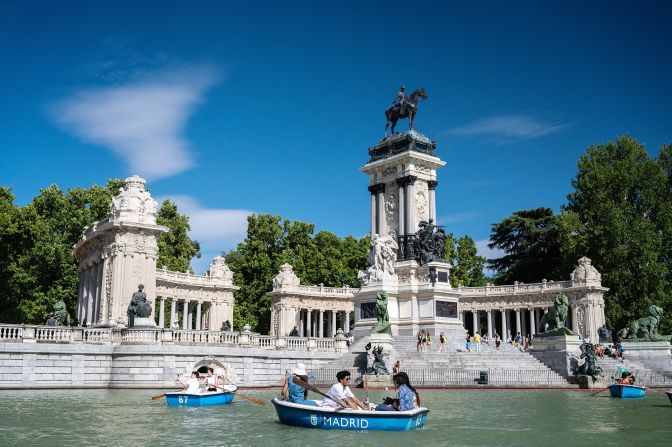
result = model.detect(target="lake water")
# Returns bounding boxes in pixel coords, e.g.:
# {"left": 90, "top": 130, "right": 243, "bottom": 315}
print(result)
{"left": 0, "top": 388, "right": 670, "bottom": 446}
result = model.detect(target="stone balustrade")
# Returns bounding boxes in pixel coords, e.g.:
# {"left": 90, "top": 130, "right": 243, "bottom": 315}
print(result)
{"left": 0, "top": 324, "right": 346, "bottom": 352}
{"left": 156, "top": 268, "right": 231, "bottom": 285}
{"left": 457, "top": 280, "right": 574, "bottom": 296}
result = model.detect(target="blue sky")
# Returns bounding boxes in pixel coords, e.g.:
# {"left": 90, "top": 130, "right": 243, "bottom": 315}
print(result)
{"left": 2, "top": 1, "right": 671, "bottom": 274}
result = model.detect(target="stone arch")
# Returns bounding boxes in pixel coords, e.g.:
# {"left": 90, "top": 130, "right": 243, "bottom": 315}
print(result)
{"left": 180, "top": 355, "right": 240, "bottom": 384}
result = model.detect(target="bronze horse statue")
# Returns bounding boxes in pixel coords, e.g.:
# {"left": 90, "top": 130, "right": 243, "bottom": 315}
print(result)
{"left": 384, "top": 88, "right": 428, "bottom": 135}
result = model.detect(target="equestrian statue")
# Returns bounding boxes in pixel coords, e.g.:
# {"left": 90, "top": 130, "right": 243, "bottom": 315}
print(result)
{"left": 385, "top": 85, "right": 428, "bottom": 135}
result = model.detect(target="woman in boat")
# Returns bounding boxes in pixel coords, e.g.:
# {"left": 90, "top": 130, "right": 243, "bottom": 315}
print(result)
{"left": 376, "top": 372, "right": 421, "bottom": 411}
{"left": 205, "top": 367, "right": 219, "bottom": 392}
{"left": 281, "top": 363, "right": 319, "bottom": 407}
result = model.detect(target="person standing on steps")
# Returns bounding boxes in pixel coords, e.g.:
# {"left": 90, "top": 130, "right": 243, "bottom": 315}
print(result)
{"left": 475, "top": 332, "right": 482, "bottom": 352}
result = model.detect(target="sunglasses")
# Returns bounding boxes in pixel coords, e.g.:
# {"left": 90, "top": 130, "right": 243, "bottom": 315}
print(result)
{"left": 344, "top": 377, "right": 351, "bottom": 381}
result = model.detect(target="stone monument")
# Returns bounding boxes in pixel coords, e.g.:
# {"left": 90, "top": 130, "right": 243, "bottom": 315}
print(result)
{"left": 618, "top": 306, "right": 672, "bottom": 371}
{"left": 127, "top": 284, "right": 155, "bottom": 328}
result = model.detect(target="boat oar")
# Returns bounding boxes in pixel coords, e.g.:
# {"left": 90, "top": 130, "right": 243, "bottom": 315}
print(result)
{"left": 291, "top": 376, "right": 349, "bottom": 408}
{"left": 151, "top": 390, "right": 182, "bottom": 400}
{"left": 590, "top": 385, "right": 612, "bottom": 396}
{"left": 216, "top": 385, "right": 266, "bottom": 406}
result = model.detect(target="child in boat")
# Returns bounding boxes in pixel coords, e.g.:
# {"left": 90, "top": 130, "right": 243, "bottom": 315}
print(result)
{"left": 281, "top": 363, "right": 319, "bottom": 407}
{"left": 182, "top": 371, "right": 202, "bottom": 393}
{"left": 376, "top": 372, "right": 421, "bottom": 411}
{"left": 322, "top": 370, "right": 368, "bottom": 410}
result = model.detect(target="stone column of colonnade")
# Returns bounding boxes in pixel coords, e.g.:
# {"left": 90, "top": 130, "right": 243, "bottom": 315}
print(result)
{"left": 293, "top": 308, "right": 349, "bottom": 338}
{"left": 427, "top": 180, "right": 437, "bottom": 223}
{"left": 76, "top": 260, "right": 106, "bottom": 326}
{"left": 368, "top": 184, "right": 386, "bottom": 236}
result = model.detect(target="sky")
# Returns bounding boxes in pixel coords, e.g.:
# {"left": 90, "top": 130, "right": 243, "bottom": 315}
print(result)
{"left": 1, "top": 1, "right": 671, "bottom": 274}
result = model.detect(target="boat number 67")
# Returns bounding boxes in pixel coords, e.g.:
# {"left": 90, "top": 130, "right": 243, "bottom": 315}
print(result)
{"left": 178, "top": 396, "right": 189, "bottom": 404}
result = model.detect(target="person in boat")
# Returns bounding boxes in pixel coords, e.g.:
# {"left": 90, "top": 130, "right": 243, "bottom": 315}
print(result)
{"left": 322, "top": 370, "right": 368, "bottom": 410}
{"left": 281, "top": 362, "right": 318, "bottom": 407}
{"left": 376, "top": 372, "right": 421, "bottom": 411}
{"left": 393, "top": 360, "right": 401, "bottom": 374}
{"left": 205, "top": 367, "right": 219, "bottom": 392}
{"left": 620, "top": 371, "right": 636, "bottom": 385}
{"left": 182, "top": 371, "right": 202, "bottom": 393}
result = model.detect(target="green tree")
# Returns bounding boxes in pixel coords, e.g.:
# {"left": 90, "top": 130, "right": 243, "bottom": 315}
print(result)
{"left": 487, "top": 208, "right": 563, "bottom": 284}
{"left": 450, "top": 235, "right": 487, "bottom": 287}
{"left": 225, "top": 214, "right": 368, "bottom": 333}
{"left": 156, "top": 199, "right": 201, "bottom": 273}
{"left": 565, "top": 136, "right": 672, "bottom": 332}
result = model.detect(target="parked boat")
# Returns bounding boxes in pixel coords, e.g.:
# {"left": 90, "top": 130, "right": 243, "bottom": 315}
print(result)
{"left": 271, "top": 398, "right": 429, "bottom": 431}
{"left": 608, "top": 384, "right": 646, "bottom": 399}
{"left": 166, "top": 385, "right": 238, "bottom": 407}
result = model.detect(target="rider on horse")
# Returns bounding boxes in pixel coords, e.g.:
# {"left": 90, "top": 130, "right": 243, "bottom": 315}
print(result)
{"left": 393, "top": 85, "right": 408, "bottom": 113}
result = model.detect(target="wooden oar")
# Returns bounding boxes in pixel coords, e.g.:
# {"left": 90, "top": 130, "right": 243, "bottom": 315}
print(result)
{"left": 216, "top": 385, "right": 265, "bottom": 406}
{"left": 291, "top": 376, "right": 349, "bottom": 408}
{"left": 590, "top": 384, "right": 612, "bottom": 396}
{"left": 151, "top": 389, "right": 182, "bottom": 400}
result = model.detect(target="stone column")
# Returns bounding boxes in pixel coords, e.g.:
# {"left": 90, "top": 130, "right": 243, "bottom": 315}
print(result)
{"left": 196, "top": 301, "right": 202, "bottom": 330}
{"left": 515, "top": 309, "right": 521, "bottom": 335}
{"left": 170, "top": 299, "right": 177, "bottom": 327}
{"left": 397, "top": 180, "right": 406, "bottom": 236}
{"left": 299, "top": 310, "right": 304, "bottom": 337}
{"left": 318, "top": 310, "right": 324, "bottom": 338}
{"left": 521, "top": 309, "right": 527, "bottom": 336}
{"left": 405, "top": 177, "right": 418, "bottom": 234}
{"left": 187, "top": 303, "right": 194, "bottom": 330}
{"left": 529, "top": 308, "right": 536, "bottom": 336}
{"left": 428, "top": 180, "right": 438, "bottom": 223}
{"left": 86, "top": 265, "right": 95, "bottom": 324}
{"left": 369, "top": 188, "right": 376, "bottom": 236}
{"left": 344, "top": 311, "right": 350, "bottom": 333}
{"left": 487, "top": 310, "right": 493, "bottom": 338}
{"left": 472, "top": 311, "right": 479, "bottom": 335}
{"left": 182, "top": 301, "right": 189, "bottom": 330}
{"left": 377, "top": 186, "right": 386, "bottom": 236}
{"left": 534, "top": 308, "right": 541, "bottom": 331}
{"left": 306, "top": 309, "right": 312, "bottom": 337}
{"left": 571, "top": 305, "right": 579, "bottom": 333}
{"left": 331, "top": 311, "right": 337, "bottom": 337}
{"left": 158, "top": 298, "right": 165, "bottom": 328}
{"left": 76, "top": 270, "right": 85, "bottom": 322}
{"left": 501, "top": 309, "right": 508, "bottom": 339}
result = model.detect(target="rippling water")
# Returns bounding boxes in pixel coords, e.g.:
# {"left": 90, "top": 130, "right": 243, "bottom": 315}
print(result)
{"left": 0, "top": 388, "right": 670, "bottom": 446}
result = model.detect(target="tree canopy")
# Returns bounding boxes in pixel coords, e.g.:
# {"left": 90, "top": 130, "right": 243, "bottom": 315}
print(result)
{"left": 0, "top": 180, "right": 199, "bottom": 324}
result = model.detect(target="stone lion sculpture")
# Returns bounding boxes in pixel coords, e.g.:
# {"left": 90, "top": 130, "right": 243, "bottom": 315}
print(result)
{"left": 618, "top": 305, "right": 672, "bottom": 341}
{"left": 538, "top": 293, "right": 573, "bottom": 335}
{"left": 53, "top": 300, "right": 70, "bottom": 326}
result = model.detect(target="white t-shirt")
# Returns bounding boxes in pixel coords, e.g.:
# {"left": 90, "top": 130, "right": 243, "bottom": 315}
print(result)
{"left": 322, "top": 383, "right": 354, "bottom": 408}
{"left": 185, "top": 378, "right": 201, "bottom": 393}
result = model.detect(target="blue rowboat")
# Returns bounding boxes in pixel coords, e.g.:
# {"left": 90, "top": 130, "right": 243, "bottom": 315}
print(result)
{"left": 272, "top": 398, "right": 429, "bottom": 431}
{"left": 166, "top": 385, "right": 237, "bottom": 407}
{"left": 608, "top": 384, "right": 646, "bottom": 399}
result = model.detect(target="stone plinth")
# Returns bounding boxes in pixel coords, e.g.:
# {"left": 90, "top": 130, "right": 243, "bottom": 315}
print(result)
{"left": 530, "top": 334, "right": 582, "bottom": 379}
{"left": 577, "top": 375, "right": 607, "bottom": 389}
{"left": 621, "top": 341, "right": 672, "bottom": 371}
{"left": 131, "top": 317, "right": 156, "bottom": 328}
{"left": 364, "top": 373, "right": 393, "bottom": 388}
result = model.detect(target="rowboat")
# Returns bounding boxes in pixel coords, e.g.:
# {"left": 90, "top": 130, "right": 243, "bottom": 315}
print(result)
{"left": 271, "top": 398, "right": 429, "bottom": 431}
{"left": 608, "top": 384, "right": 646, "bottom": 399}
{"left": 666, "top": 391, "right": 672, "bottom": 404}
{"left": 166, "top": 385, "right": 238, "bottom": 407}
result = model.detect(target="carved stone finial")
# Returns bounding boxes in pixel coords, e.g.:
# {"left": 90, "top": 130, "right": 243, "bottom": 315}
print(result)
{"left": 570, "top": 257, "right": 601, "bottom": 286}
{"left": 273, "top": 263, "right": 300, "bottom": 289}
{"left": 207, "top": 255, "right": 233, "bottom": 284}
{"left": 108, "top": 175, "right": 159, "bottom": 225}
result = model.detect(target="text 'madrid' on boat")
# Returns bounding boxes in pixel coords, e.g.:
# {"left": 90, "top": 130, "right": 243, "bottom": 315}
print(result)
{"left": 272, "top": 398, "right": 429, "bottom": 431}
{"left": 608, "top": 384, "right": 646, "bottom": 399}
{"left": 166, "top": 385, "right": 238, "bottom": 407}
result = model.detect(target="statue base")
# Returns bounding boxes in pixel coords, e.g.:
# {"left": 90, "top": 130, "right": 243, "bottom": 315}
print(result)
{"left": 621, "top": 341, "right": 672, "bottom": 371}
{"left": 368, "top": 333, "right": 395, "bottom": 374}
{"left": 577, "top": 375, "right": 607, "bottom": 389}
{"left": 530, "top": 334, "right": 581, "bottom": 380}
{"left": 364, "top": 373, "right": 394, "bottom": 388}
{"left": 130, "top": 317, "right": 157, "bottom": 328}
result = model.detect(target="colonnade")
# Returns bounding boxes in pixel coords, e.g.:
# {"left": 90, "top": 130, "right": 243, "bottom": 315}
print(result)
{"left": 76, "top": 261, "right": 105, "bottom": 326}
{"left": 460, "top": 307, "right": 554, "bottom": 339}
{"left": 296, "top": 309, "right": 351, "bottom": 338}
{"left": 155, "top": 298, "right": 210, "bottom": 330}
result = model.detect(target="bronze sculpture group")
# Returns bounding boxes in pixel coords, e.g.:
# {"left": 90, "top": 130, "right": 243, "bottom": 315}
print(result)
{"left": 538, "top": 293, "right": 573, "bottom": 336}
{"left": 618, "top": 305, "right": 672, "bottom": 341}
{"left": 384, "top": 85, "right": 428, "bottom": 135}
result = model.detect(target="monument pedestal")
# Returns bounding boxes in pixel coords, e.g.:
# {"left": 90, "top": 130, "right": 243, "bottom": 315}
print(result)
{"left": 530, "top": 334, "right": 581, "bottom": 380}
{"left": 369, "top": 333, "right": 395, "bottom": 361}
{"left": 621, "top": 341, "right": 672, "bottom": 371}
{"left": 131, "top": 317, "right": 157, "bottom": 328}
{"left": 576, "top": 375, "right": 607, "bottom": 389}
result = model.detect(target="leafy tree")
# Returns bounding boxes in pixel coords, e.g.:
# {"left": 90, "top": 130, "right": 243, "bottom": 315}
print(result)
{"left": 156, "top": 199, "right": 201, "bottom": 273}
{"left": 449, "top": 235, "right": 487, "bottom": 287}
{"left": 487, "top": 208, "right": 563, "bottom": 284}
{"left": 565, "top": 136, "right": 672, "bottom": 332}
{"left": 225, "top": 214, "right": 368, "bottom": 333}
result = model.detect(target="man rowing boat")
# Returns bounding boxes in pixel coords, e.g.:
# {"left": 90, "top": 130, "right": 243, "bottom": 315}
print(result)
{"left": 322, "top": 370, "right": 368, "bottom": 410}
{"left": 281, "top": 362, "right": 319, "bottom": 407}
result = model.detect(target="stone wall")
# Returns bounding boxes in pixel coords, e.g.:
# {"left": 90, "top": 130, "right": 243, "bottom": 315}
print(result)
{"left": 0, "top": 342, "right": 342, "bottom": 389}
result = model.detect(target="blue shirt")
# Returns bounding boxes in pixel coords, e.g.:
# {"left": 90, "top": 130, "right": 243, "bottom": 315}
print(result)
{"left": 398, "top": 384, "right": 416, "bottom": 411}
{"left": 287, "top": 374, "right": 318, "bottom": 407}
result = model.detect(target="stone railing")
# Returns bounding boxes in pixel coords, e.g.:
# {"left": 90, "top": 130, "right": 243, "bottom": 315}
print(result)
{"left": 156, "top": 268, "right": 234, "bottom": 286}
{"left": 273, "top": 283, "right": 355, "bottom": 298}
{"left": 0, "top": 324, "right": 347, "bottom": 352}
{"left": 457, "top": 280, "right": 574, "bottom": 297}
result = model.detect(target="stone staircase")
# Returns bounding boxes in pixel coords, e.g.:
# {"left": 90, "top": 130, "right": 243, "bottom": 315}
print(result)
{"left": 316, "top": 335, "right": 569, "bottom": 387}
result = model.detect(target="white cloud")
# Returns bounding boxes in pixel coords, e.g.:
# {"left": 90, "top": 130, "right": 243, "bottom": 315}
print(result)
{"left": 156, "top": 195, "right": 253, "bottom": 274}
{"left": 50, "top": 65, "right": 218, "bottom": 180}
{"left": 438, "top": 212, "right": 479, "bottom": 224}
{"left": 446, "top": 115, "right": 568, "bottom": 143}
{"left": 475, "top": 238, "right": 505, "bottom": 261}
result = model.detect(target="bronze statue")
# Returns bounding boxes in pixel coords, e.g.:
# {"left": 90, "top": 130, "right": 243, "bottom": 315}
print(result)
{"left": 53, "top": 300, "right": 70, "bottom": 326}
{"left": 221, "top": 320, "right": 232, "bottom": 332}
{"left": 414, "top": 219, "right": 446, "bottom": 265}
{"left": 385, "top": 87, "right": 428, "bottom": 135}
{"left": 538, "top": 293, "right": 573, "bottom": 336}
{"left": 618, "top": 305, "right": 672, "bottom": 341}
{"left": 366, "top": 345, "right": 390, "bottom": 375}
{"left": 371, "top": 291, "right": 392, "bottom": 334}
{"left": 576, "top": 341, "right": 603, "bottom": 381}
{"left": 127, "top": 284, "right": 152, "bottom": 328}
